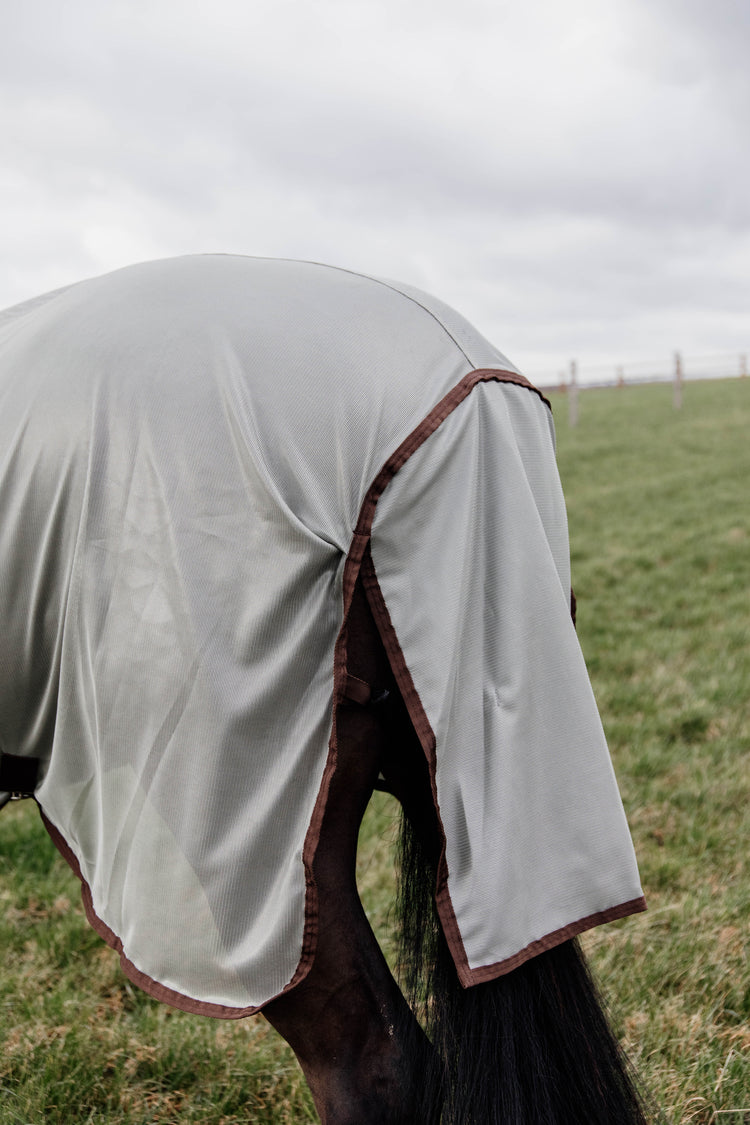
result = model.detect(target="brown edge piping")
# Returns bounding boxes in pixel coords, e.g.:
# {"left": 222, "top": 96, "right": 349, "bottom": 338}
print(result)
{"left": 38, "top": 806, "right": 260, "bottom": 1018}
{"left": 33, "top": 367, "right": 644, "bottom": 1015}
{"left": 303, "top": 367, "right": 645, "bottom": 989}
{"left": 296, "top": 370, "right": 552, "bottom": 998}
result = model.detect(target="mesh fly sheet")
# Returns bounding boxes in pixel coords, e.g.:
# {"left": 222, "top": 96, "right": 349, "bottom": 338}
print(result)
{"left": 0, "top": 255, "right": 644, "bottom": 1014}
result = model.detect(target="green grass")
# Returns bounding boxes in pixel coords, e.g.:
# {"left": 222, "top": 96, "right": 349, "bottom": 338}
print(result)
{"left": 0, "top": 802, "right": 317, "bottom": 1124}
{"left": 2, "top": 378, "right": 748, "bottom": 1123}
{"left": 553, "top": 378, "right": 750, "bottom": 1125}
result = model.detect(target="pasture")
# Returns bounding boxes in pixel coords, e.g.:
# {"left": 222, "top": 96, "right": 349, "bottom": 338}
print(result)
{"left": 1, "top": 377, "right": 748, "bottom": 1124}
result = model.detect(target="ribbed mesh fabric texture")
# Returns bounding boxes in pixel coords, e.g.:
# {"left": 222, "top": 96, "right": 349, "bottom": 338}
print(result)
{"left": 0, "top": 256, "right": 643, "bottom": 1013}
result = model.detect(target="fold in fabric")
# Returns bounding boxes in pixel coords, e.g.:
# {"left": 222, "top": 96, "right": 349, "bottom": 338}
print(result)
{"left": 0, "top": 255, "right": 644, "bottom": 1014}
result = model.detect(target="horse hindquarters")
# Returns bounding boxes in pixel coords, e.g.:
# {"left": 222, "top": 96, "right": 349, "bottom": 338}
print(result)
{"left": 262, "top": 580, "right": 433, "bottom": 1125}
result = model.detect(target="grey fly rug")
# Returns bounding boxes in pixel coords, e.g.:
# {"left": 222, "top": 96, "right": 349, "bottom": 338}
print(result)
{"left": 0, "top": 255, "right": 645, "bottom": 1016}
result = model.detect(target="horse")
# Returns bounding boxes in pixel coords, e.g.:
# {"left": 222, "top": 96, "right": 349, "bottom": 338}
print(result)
{"left": 0, "top": 254, "right": 652, "bottom": 1123}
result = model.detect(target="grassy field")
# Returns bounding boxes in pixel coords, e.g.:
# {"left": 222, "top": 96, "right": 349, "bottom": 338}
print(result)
{"left": 552, "top": 378, "right": 750, "bottom": 1124}
{"left": 1, "top": 378, "right": 748, "bottom": 1123}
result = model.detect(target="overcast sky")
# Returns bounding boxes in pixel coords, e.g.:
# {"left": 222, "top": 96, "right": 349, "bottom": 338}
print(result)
{"left": 2, "top": 0, "right": 748, "bottom": 381}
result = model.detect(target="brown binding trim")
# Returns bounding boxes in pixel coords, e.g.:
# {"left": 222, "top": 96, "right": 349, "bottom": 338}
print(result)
{"left": 314, "top": 367, "right": 645, "bottom": 990}
{"left": 360, "top": 551, "right": 648, "bottom": 987}
{"left": 295, "top": 369, "right": 553, "bottom": 1005}
{"left": 351, "top": 369, "right": 550, "bottom": 543}
{"left": 38, "top": 805, "right": 265, "bottom": 1018}
{"left": 358, "top": 547, "right": 473, "bottom": 978}
{"left": 457, "top": 896, "right": 648, "bottom": 986}
{"left": 31, "top": 367, "right": 639, "bottom": 1015}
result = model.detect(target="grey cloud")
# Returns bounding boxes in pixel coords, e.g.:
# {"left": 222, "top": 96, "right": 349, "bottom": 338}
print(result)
{"left": 1, "top": 0, "right": 747, "bottom": 375}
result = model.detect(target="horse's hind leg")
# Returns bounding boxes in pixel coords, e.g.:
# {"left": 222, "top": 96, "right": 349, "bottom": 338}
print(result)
{"left": 262, "top": 585, "right": 429, "bottom": 1125}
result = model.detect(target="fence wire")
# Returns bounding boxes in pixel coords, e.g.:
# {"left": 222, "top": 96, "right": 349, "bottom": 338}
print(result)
{"left": 530, "top": 352, "right": 747, "bottom": 392}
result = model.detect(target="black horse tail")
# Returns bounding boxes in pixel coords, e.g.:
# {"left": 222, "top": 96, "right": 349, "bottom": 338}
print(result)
{"left": 395, "top": 807, "right": 655, "bottom": 1125}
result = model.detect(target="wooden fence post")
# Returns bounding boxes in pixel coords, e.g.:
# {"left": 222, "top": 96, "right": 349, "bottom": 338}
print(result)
{"left": 673, "top": 351, "right": 683, "bottom": 410}
{"left": 616, "top": 365, "right": 625, "bottom": 388}
{"left": 569, "top": 360, "right": 578, "bottom": 427}
{"left": 740, "top": 353, "right": 747, "bottom": 379}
